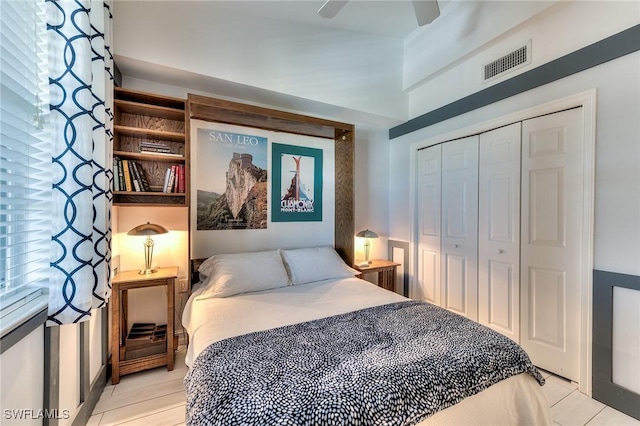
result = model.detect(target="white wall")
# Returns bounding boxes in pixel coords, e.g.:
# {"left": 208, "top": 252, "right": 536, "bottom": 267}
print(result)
{"left": 390, "top": 53, "right": 640, "bottom": 278}
{"left": 114, "top": 207, "right": 189, "bottom": 276}
{"left": 405, "top": 1, "right": 640, "bottom": 117}
{"left": 113, "top": 205, "right": 189, "bottom": 330}
{"left": 354, "top": 124, "right": 391, "bottom": 262}
{"left": 58, "top": 313, "right": 106, "bottom": 426}
{"left": 612, "top": 287, "right": 640, "bottom": 394}
{"left": 112, "top": 1, "right": 407, "bottom": 122}
{"left": 0, "top": 327, "right": 44, "bottom": 426}
{"left": 58, "top": 324, "right": 79, "bottom": 426}
{"left": 403, "top": 0, "right": 557, "bottom": 91}
{"left": 0, "top": 316, "right": 105, "bottom": 426}
{"left": 89, "top": 308, "right": 103, "bottom": 385}
{"left": 389, "top": 1, "right": 640, "bottom": 398}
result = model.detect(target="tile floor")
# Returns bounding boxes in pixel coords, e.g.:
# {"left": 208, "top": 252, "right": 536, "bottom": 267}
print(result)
{"left": 89, "top": 346, "right": 640, "bottom": 426}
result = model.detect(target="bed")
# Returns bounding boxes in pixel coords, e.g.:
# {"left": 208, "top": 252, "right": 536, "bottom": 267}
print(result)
{"left": 182, "top": 247, "right": 551, "bottom": 425}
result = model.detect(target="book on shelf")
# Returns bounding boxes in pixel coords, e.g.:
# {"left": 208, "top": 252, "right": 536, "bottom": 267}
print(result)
{"left": 117, "top": 158, "right": 125, "bottom": 191}
{"left": 166, "top": 165, "right": 177, "bottom": 193}
{"left": 134, "top": 162, "right": 151, "bottom": 192}
{"left": 139, "top": 141, "right": 182, "bottom": 157}
{"left": 121, "top": 159, "right": 133, "bottom": 192}
{"left": 171, "top": 165, "right": 178, "bottom": 193}
{"left": 162, "top": 167, "right": 172, "bottom": 192}
{"left": 129, "top": 161, "right": 142, "bottom": 192}
{"left": 174, "top": 166, "right": 180, "bottom": 192}
{"left": 140, "top": 141, "right": 170, "bottom": 149}
{"left": 113, "top": 158, "right": 121, "bottom": 191}
{"left": 140, "top": 146, "right": 171, "bottom": 153}
{"left": 140, "top": 150, "right": 183, "bottom": 157}
{"left": 177, "top": 164, "right": 185, "bottom": 193}
{"left": 160, "top": 164, "right": 186, "bottom": 193}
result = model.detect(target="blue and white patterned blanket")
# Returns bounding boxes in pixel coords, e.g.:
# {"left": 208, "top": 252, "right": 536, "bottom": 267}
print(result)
{"left": 185, "top": 301, "right": 544, "bottom": 425}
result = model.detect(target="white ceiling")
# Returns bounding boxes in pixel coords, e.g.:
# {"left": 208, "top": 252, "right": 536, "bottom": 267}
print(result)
{"left": 203, "top": 0, "right": 450, "bottom": 39}
{"left": 113, "top": 0, "right": 552, "bottom": 124}
{"left": 114, "top": 0, "right": 450, "bottom": 124}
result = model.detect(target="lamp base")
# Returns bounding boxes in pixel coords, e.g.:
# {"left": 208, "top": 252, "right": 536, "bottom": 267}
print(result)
{"left": 138, "top": 268, "right": 158, "bottom": 275}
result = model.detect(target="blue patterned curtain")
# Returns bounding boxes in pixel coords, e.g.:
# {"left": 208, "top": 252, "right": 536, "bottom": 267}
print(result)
{"left": 46, "top": 0, "right": 113, "bottom": 325}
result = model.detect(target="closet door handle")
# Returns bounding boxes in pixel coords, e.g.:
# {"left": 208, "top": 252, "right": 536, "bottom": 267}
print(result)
{"left": 497, "top": 249, "right": 504, "bottom": 254}
{"left": 454, "top": 244, "right": 459, "bottom": 248}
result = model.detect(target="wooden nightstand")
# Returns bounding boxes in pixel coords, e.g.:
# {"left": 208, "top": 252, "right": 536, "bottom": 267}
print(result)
{"left": 354, "top": 260, "right": 401, "bottom": 293}
{"left": 110, "top": 266, "right": 178, "bottom": 384}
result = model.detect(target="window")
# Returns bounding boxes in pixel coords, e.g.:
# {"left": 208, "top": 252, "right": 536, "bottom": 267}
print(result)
{"left": 0, "top": 0, "right": 51, "bottom": 336}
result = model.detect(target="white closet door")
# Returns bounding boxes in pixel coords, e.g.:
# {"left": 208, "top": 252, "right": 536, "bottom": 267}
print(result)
{"left": 520, "top": 108, "right": 583, "bottom": 382}
{"left": 478, "top": 123, "right": 521, "bottom": 342}
{"left": 441, "top": 136, "right": 479, "bottom": 321}
{"left": 416, "top": 145, "right": 441, "bottom": 304}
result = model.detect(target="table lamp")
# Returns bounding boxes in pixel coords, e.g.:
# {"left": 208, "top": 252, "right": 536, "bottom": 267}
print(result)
{"left": 127, "top": 222, "right": 169, "bottom": 274}
{"left": 356, "top": 229, "right": 379, "bottom": 265}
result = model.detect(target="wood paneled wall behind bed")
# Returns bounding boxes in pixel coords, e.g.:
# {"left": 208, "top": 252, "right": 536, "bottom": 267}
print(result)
{"left": 187, "top": 94, "right": 355, "bottom": 282}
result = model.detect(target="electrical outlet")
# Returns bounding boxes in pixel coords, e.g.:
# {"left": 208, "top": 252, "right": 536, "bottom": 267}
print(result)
{"left": 112, "top": 254, "right": 121, "bottom": 276}
{"left": 179, "top": 278, "right": 189, "bottom": 293}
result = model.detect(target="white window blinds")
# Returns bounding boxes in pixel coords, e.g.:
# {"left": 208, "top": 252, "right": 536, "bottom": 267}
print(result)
{"left": 0, "top": 0, "right": 51, "bottom": 336}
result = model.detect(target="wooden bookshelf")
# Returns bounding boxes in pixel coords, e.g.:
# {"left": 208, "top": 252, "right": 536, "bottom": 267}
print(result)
{"left": 113, "top": 88, "right": 189, "bottom": 207}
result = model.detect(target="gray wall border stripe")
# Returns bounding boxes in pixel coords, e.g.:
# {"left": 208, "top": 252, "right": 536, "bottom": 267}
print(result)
{"left": 388, "top": 239, "right": 410, "bottom": 297}
{"left": 44, "top": 325, "right": 60, "bottom": 426}
{"left": 592, "top": 270, "right": 640, "bottom": 421}
{"left": 71, "top": 365, "right": 108, "bottom": 426}
{"left": 0, "top": 308, "right": 47, "bottom": 355}
{"left": 390, "top": 24, "right": 640, "bottom": 139}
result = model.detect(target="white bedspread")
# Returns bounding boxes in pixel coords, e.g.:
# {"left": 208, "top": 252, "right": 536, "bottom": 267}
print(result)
{"left": 182, "top": 277, "right": 551, "bottom": 425}
{"left": 183, "top": 277, "right": 406, "bottom": 367}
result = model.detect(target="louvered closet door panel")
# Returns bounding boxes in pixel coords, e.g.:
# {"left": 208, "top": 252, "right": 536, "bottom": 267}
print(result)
{"left": 441, "top": 136, "right": 479, "bottom": 321}
{"left": 478, "top": 123, "right": 521, "bottom": 342}
{"left": 415, "top": 145, "right": 441, "bottom": 304}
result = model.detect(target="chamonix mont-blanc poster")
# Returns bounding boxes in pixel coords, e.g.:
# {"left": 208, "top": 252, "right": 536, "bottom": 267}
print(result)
{"left": 195, "top": 127, "right": 268, "bottom": 230}
{"left": 271, "top": 143, "right": 323, "bottom": 222}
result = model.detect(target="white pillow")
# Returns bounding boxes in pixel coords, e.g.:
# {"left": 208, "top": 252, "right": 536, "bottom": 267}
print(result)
{"left": 197, "top": 256, "right": 216, "bottom": 281}
{"left": 197, "top": 250, "right": 290, "bottom": 299}
{"left": 281, "top": 246, "right": 359, "bottom": 285}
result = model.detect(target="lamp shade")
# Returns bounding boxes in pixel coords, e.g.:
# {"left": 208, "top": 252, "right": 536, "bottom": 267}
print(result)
{"left": 127, "top": 222, "right": 169, "bottom": 236}
{"left": 356, "top": 229, "right": 378, "bottom": 265}
{"left": 356, "top": 229, "right": 378, "bottom": 239}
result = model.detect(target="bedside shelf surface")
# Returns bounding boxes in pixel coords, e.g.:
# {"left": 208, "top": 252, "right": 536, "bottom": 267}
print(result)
{"left": 113, "top": 266, "right": 179, "bottom": 283}
{"left": 354, "top": 260, "right": 401, "bottom": 294}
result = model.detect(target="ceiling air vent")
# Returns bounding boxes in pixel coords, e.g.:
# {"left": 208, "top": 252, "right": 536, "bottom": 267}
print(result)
{"left": 483, "top": 41, "right": 531, "bottom": 83}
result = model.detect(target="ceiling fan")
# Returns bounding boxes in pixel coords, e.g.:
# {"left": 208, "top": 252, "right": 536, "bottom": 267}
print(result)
{"left": 318, "top": 0, "right": 440, "bottom": 26}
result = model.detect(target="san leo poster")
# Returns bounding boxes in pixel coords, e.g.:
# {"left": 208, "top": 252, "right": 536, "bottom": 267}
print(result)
{"left": 272, "top": 143, "right": 323, "bottom": 222}
{"left": 196, "top": 128, "right": 268, "bottom": 230}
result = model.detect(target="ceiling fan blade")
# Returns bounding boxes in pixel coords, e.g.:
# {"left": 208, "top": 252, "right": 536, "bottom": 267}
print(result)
{"left": 412, "top": 0, "right": 440, "bottom": 26}
{"left": 318, "top": 0, "right": 348, "bottom": 19}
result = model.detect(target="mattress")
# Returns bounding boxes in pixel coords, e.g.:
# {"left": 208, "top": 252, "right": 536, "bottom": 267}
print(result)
{"left": 182, "top": 277, "right": 551, "bottom": 425}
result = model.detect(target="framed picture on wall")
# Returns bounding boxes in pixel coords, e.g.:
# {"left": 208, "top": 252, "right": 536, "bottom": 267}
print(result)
{"left": 195, "top": 127, "right": 268, "bottom": 230}
{"left": 271, "top": 143, "right": 323, "bottom": 222}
